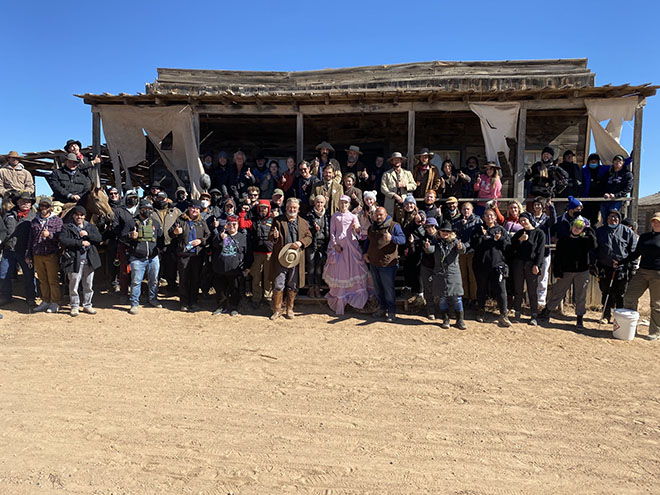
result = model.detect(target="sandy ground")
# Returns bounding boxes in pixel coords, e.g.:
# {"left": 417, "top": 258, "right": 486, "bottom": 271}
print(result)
{"left": 0, "top": 290, "right": 659, "bottom": 495}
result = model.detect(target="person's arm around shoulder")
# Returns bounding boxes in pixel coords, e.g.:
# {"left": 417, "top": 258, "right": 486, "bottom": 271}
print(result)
{"left": 390, "top": 222, "right": 406, "bottom": 245}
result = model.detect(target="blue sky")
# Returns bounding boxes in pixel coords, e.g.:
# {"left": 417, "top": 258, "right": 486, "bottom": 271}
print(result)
{"left": 1, "top": 0, "right": 658, "bottom": 196}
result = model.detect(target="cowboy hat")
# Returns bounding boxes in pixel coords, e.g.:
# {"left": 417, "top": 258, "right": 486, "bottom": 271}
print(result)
{"left": 344, "top": 145, "right": 363, "bottom": 155}
{"left": 484, "top": 160, "right": 501, "bottom": 169}
{"left": 278, "top": 242, "right": 303, "bottom": 268}
{"left": 13, "top": 191, "right": 35, "bottom": 203}
{"left": 387, "top": 152, "right": 408, "bottom": 164}
{"left": 415, "top": 147, "right": 434, "bottom": 158}
{"left": 6, "top": 150, "right": 21, "bottom": 159}
{"left": 315, "top": 141, "right": 335, "bottom": 152}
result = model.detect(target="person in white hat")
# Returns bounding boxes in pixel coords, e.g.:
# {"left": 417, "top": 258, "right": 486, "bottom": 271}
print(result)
{"left": 380, "top": 152, "right": 416, "bottom": 222}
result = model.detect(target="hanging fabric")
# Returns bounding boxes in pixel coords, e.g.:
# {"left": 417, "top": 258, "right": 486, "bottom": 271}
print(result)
{"left": 469, "top": 102, "right": 520, "bottom": 175}
{"left": 584, "top": 97, "right": 637, "bottom": 162}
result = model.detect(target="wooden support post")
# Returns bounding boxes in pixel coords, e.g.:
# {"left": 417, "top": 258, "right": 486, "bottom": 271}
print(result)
{"left": 630, "top": 100, "right": 644, "bottom": 223}
{"left": 192, "top": 110, "right": 201, "bottom": 151}
{"left": 92, "top": 106, "right": 101, "bottom": 158}
{"left": 583, "top": 114, "right": 592, "bottom": 164}
{"left": 296, "top": 112, "right": 304, "bottom": 162}
{"left": 514, "top": 106, "right": 527, "bottom": 201}
{"left": 407, "top": 109, "right": 415, "bottom": 170}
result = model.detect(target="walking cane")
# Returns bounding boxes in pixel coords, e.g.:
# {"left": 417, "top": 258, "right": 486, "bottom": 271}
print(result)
{"left": 599, "top": 268, "right": 617, "bottom": 328}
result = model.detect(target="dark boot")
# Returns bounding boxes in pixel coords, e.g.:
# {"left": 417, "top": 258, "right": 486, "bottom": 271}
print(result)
{"left": 285, "top": 291, "right": 296, "bottom": 319}
{"left": 270, "top": 290, "right": 284, "bottom": 320}
{"left": 576, "top": 315, "right": 585, "bottom": 329}
{"left": 440, "top": 312, "right": 450, "bottom": 329}
{"left": 456, "top": 311, "right": 467, "bottom": 330}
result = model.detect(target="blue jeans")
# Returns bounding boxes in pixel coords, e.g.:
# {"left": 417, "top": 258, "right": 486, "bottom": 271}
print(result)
{"left": 0, "top": 250, "right": 36, "bottom": 302}
{"left": 438, "top": 296, "right": 464, "bottom": 312}
{"left": 129, "top": 256, "right": 160, "bottom": 306}
{"left": 370, "top": 264, "right": 398, "bottom": 315}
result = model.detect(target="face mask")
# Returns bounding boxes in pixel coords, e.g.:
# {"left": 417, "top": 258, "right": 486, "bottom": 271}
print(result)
{"left": 201, "top": 200, "right": 210, "bottom": 208}
{"left": 126, "top": 197, "right": 138, "bottom": 207}
{"left": 608, "top": 222, "right": 618, "bottom": 229}
{"left": 589, "top": 163, "right": 599, "bottom": 169}
{"left": 176, "top": 194, "right": 186, "bottom": 202}
{"left": 140, "top": 210, "right": 151, "bottom": 218}
{"left": 109, "top": 199, "right": 120, "bottom": 207}
{"left": 155, "top": 200, "right": 167, "bottom": 209}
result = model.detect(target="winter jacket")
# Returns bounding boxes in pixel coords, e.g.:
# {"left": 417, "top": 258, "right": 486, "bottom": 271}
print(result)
{"left": 2, "top": 208, "right": 36, "bottom": 255}
{"left": 310, "top": 181, "right": 344, "bottom": 215}
{"left": 0, "top": 214, "right": 7, "bottom": 246}
{"left": 551, "top": 211, "right": 590, "bottom": 241}
{"left": 0, "top": 162, "right": 34, "bottom": 197}
{"left": 151, "top": 205, "right": 182, "bottom": 246}
{"left": 59, "top": 221, "right": 102, "bottom": 273}
{"left": 211, "top": 231, "right": 251, "bottom": 274}
{"left": 594, "top": 223, "right": 637, "bottom": 268}
{"left": 623, "top": 231, "right": 660, "bottom": 271}
{"left": 425, "top": 237, "right": 465, "bottom": 296}
{"left": 26, "top": 214, "right": 63, "bottom": 258}
{"left": 511, "top": 228, "right": 545, "bottom": 268}
{"left": 48, "top": 167, "right": 92, "bottom": 203}
{"left": 553, "top": 227, "right": 597, "bottom": 277}
{"left": 293, "top": 175, "right": 320, "bottom": 208}
{"left": 413, "top": 164, "right": 442, "bottom": 198}
{"left": 460, "top": 166, "right": 480, "bottom": 198}
{"left": 582, "top": 164, "right": 610, "bottom": 197}
{"left": 123, "top": 215, "right": 163, "bottom": 260}
{"left": 306, "top": 208, "right": 330, "bottom": 252}
{"left": 250, "top": 201, "right": 274, "bottom": 255}
{"left": 226, "top": 165, "right": 255, "bottom": 202}
{"left": 169, "top": 213, "right": 211, "bottom": 257}
{"left": 453, "top": 214, "right": 483, "bottom": 250}
{"left": 470, "top": 224, "right": 511, "bottom": 270}
{"left": 557, "top": 160, "right": 583, "bottom": 198}
{"left": 604, "top": 167, "right": 633, "bottom": 198}
{"left": 439, "top": 169, "right": 468, "bottom": 199}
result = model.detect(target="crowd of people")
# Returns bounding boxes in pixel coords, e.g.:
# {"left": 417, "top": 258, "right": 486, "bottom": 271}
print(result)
{"left": 0, "top": 139, "right": 658, "bottom": 341}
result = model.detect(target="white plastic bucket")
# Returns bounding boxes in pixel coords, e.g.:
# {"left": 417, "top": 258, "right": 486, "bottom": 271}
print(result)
{"left": 612, "top": 309, "right": 640, "bottom": 341}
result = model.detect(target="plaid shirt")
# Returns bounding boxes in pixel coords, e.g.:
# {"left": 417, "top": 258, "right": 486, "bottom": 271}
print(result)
{"left": 27, "top": 214, "right": 63, "bottom": 257}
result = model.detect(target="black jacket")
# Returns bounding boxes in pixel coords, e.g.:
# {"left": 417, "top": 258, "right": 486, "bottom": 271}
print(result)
{"left": 122, "top": 216, "right": 164, "bottom": 260}
{"left": 306, "top": 208, "right": 330, "bottom": 251}
{"left": 2, "top": 208, "right": 36, "bottom": 255}
{"left": 48, "top": 167, "right": 92, "bottom": 203}
{"left": 211, "top": 231, "right": 252, "bottom": 274}
{"left": 59, "top": 221, "right": 102, "bottom": 273}
{"left": 470, "top": 224, "right": 511, "bottom": 269}
{"left": 511, "top": 228, "right": 545, "bottom": 268}
{"left": 553, "top": 228, "right": 597, "bottom": 277}
{"left": 169, "top": 213, "right": 211, "bottom": 257}
{"left": 605, "top": 168, "right": 633, "bottom": 198}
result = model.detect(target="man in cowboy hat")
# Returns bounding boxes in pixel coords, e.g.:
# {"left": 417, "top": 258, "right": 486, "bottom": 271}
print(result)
{"left": 380, "top": 152, "right": 416, "bottom": 222}
{"left": 0, "top": 191, "right": 38, "bottom": 309}
{"left": 0, "top": 151, "right": 35, "bottom": 200}
{"left": 64, "top": 139, "right": 101, "bottom": 172}
{"left": 48, "top": 153, "right": 92, "bottom": 204}
{"left": 268, "top": 197, "right": 312, "bottom": 320}
{"left": 341, "top": 145, "right": 368, "bottom": 189}
{"left": 312, "top": 141, "right": 341, "bottom": 182}
{"left": 412, "top": 148, "right": 441, "bottom": 199}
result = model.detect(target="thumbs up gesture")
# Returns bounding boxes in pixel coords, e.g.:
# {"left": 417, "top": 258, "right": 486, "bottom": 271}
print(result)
{"left": 130, "top": 226, "right": 138, "bottom": 239}
{"left": 42, "top": 228, "right": 50, "bottom": 238}
{"left": 272, "top": 227, "right": 279, "bottom": 240}
{"left": 520, "top": 231, "right": 529, "bottom": 242}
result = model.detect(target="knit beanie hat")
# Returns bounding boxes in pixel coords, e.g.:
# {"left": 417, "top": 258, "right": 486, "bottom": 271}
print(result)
{"left": 567, "top": 196, "right": 582, "bottom": 211}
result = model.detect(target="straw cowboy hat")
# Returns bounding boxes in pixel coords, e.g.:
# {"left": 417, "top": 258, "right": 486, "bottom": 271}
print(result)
{"left": 6, "top": 150, "right": 21, "bottom": 159}
{"left": 415, "top": 147, "right": 434, "bottom": 158}
{"left": 278, "top": 242, "right": 303, "bottom": 268}
{"left": 315, "top": 141, "right": 335, "bottom": 152}
{"left": 387, "top": 152, "right": 408, "bottom": 164}
{"left": 344, "top": 145, "right": 363, "bottom": 155}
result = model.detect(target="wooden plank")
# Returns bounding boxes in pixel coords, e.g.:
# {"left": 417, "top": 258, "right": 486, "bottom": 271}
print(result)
{"left": 514, "top": 106, "right": 527, "bottom": 201}
{"left": 583, "top": 114, "right": 592, "bottom": 162}
{"left": 92, "top": 108, "right": 101, "bottom": 158}
{"left": 630, "top": 100, "right": 644, "bottom": 222}
{"left": 296, "top": 112, "right": 304, "bottom": 163}
{"left": 407, "top": 110, "right": 415, "bottom": 170}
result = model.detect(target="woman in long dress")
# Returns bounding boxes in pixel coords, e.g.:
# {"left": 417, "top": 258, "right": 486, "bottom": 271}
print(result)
{"left": 323, "top": 195, "right": 372, "bottom": 314}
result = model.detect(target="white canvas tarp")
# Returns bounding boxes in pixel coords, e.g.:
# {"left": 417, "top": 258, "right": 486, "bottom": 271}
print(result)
{"left": 98, "top": 105, "right": 204, "bottom": 197}
{"left": 584, "top": 97, "right": 637, "bottom": 163}
{"left": 469, "top": 102, "right": 521, "bottom": 170}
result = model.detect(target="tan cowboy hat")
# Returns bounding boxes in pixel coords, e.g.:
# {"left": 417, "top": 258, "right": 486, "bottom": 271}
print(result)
{"left": 387, "top": 152, "right": 408, "bottom": 164}
{"left": 315, "top": 141, "right": 335, "bottom": 152}
{"left": 6, "top": 150, "right": 20, "bottom": 159}
{"left": 344, "top": 145, "right": 363, "bottom": 155}
{"left": 278, "top": 242, "right": 303, "bottom": 268}
{"left": 651, "top": 212, "right": 660, "bottom": 223}
{"left": 414, "top": 147, "right": 434, "bottom": 158}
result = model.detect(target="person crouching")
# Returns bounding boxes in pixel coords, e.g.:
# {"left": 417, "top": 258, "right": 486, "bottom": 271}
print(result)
{"left": 211, "top": 215, "right": 252, "bottom": 316}
{"left": 423, "top": 220, "right": 467, "bottom": 329}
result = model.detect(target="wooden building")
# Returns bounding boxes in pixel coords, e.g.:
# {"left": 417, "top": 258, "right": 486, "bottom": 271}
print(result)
{"left": 75, "top": 58, "right": 656, "bottom": 218}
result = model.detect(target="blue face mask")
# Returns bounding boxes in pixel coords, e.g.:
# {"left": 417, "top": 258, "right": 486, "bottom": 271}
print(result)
{"left": 589, "top": 162, "right": 599, "bottom": 169}
{"left": 608, "top": 222, "right": 618, "bottom": 229}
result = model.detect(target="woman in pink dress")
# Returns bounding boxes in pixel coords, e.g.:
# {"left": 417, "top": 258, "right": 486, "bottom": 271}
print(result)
{"left": 323, "top": 195, "right": 372, "bottom": 314}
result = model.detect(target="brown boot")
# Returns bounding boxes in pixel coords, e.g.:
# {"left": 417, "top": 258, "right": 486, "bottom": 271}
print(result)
{"left": 270, "top": 290, "right": 284, "bottom": 320}
{"left": 285, "top": 291, "right": 296, "bottom": 319}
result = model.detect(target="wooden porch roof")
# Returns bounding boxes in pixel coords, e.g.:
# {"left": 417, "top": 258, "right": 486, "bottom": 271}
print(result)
{"left": 77, "top": 59, "right": 657, "bottom": 106}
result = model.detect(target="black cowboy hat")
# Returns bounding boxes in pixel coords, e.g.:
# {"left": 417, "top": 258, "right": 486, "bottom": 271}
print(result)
{"left": 13, "top": 191, "right": 35, "bottom": 203}
{"left": 64, "top": 139, "right": 82, "bottom": 151}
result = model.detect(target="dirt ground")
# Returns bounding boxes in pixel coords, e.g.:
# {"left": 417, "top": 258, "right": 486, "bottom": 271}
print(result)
{"left": 0, "top": 290, "right": 658, "bottom": 495}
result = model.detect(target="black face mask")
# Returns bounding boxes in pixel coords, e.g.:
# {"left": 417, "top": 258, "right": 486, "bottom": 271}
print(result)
{"left": 154, "top": 200, "right": 167, "bottom": 209}
{"left": 109, "top": 199, "right": 120, "bottom": 207}
{"left": 139, "top": 210, "right": 151, "bottom": 219}
{"left": 126, "top": 197, "right": 138, "bottom": 207}
{"left": 176, "top": 194, "right": 186, "bottom": 202}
